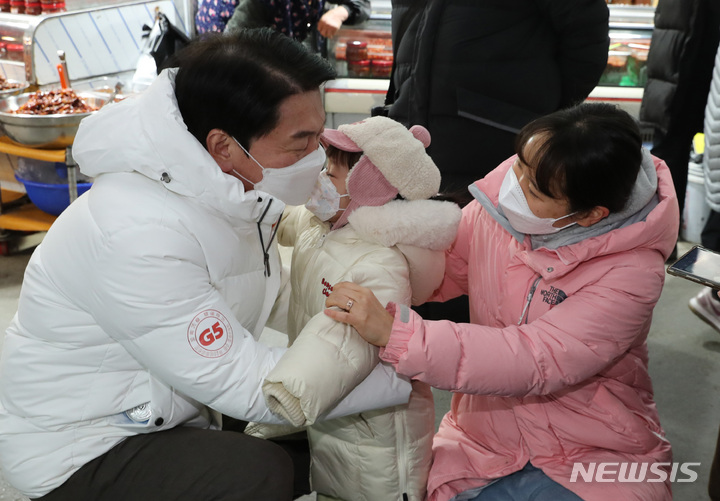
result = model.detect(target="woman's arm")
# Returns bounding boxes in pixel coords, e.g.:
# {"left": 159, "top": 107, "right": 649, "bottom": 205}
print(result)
{"left": 427, "top": 203, "right": 475, "bottom": 302}
{"left": 327, "top": 263, "right": 664, "bottom": 396}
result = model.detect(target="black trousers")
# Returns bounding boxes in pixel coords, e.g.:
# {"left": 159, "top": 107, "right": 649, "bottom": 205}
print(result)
{"left": 222, "top": 415, "right": 312, "bottom": 499}
{"left": 35, "top": 426, "right": 294, "bottom": 501}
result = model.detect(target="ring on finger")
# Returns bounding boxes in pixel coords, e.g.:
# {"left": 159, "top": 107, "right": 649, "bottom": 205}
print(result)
{"left": 346, "top": 299, "right": 354, "bottom": 311}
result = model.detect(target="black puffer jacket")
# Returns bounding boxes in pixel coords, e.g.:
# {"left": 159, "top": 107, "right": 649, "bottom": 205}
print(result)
{"left": 637, "top": 0, "right": 720, "bottom": 215}
{"left": 639, "top": 0, "right": 720, "bottom": 139}
{"left": 385, "top": 0, "right": 609, "bottom": 197}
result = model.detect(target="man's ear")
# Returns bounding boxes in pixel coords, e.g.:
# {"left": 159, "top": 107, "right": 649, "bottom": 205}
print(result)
{"left": 206, "top": 129, "right": 234, "bottom": 173}
{"left": 576, "top": 206, "right": 610, "bottom": 227}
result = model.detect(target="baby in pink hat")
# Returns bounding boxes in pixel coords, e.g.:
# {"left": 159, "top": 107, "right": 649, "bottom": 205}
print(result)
{"left": 256, "top": 116, "right": 462, "bottom": 501}
{"left": 306, "top": 114, "right": 443, "bottom": 230}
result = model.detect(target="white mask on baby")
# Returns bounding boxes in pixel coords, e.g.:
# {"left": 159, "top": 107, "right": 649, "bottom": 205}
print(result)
{"left": 497, "top": 165, "right": 576, "bottom": 235}
{"left": 305, "top": 170, "right": 349, "bottom": 221}
{"left": 232, "top": 137, "right": 326, "bottom": 206}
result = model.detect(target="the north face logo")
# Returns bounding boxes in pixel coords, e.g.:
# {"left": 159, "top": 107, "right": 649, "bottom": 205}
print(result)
{"left": 540, "top": 286, "right": 567, "bottom": 305}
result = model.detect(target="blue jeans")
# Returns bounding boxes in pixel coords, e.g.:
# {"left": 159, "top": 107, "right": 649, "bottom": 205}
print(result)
{"left": 464, "top": 463, "right": 584, "bottom": 501}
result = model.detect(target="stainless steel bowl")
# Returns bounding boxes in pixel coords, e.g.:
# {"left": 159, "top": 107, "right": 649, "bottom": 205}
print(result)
{"left": 0, "top": 81, "right": 29, "bottom": 98}
{"left": 0, "top": 91, "right": 110, "bottom": 149}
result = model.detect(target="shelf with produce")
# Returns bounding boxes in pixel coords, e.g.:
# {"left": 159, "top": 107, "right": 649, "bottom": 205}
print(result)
{"left": 0, "top": 138, "right": 71, "bottom": 232}
{"left": 0, "top": 136, "right": 65, "bottom": 162}
{"left": 0, "top": 187, "right": 55, "bottom": 231}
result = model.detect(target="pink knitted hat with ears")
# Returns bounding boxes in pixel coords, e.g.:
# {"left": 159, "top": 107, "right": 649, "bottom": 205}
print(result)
{"left": 323, "top": 116, "right": 440, "bottom": 230}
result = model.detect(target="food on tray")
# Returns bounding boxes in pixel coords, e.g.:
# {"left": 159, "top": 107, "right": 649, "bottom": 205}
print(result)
{"left": 335, "top": 36, "right": 393, "bottom": 62}
{"left": 11, "top": 88, "right": 98, "bottom": 115}
{"left": 0, "top": 75, "right": 23, "bottom": 91}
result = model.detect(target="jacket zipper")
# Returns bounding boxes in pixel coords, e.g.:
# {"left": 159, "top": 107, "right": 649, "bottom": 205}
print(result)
{"left": 518, "top": 275, "right": 542, "bottom": 325}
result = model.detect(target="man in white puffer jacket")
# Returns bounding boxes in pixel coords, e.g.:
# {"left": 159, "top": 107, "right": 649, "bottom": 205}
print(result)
{"left": 0, "top": 30, "right": 410, "bottom": 501}
{"left": 255, "top": 117, "right": 462, "bottom": 501}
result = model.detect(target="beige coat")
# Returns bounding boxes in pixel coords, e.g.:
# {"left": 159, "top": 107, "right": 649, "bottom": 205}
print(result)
{"left": 267, "top": 200, "right": 461, "bottom": 501}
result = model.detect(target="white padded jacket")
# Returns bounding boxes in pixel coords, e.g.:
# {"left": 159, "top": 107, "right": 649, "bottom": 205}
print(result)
{"left": 266, "top": 200, "right": 461, "bottom": 501}
{"left": 0, "top": 69, "right": 409, "bottom": 498}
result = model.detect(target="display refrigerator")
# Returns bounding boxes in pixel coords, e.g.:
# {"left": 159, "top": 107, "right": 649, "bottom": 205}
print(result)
{"left": 588, "top": 4, "right": 654, "bottom": 117}
{"left": 324, "top": 3, "right": 655, "bottom": 127}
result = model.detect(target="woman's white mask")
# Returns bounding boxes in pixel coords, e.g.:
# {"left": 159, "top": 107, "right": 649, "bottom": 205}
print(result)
{"left": 498, "top": 165, "right": 576, "bottom": 235}
{"left": 232, "top": 137, "right": 326, "bottom": 206}
{"left": 305, "top": 170, "right": 349, "bottom": 221}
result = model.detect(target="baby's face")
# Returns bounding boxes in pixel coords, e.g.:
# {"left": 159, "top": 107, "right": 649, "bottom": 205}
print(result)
{"left": 326, "top": 160, "right": 350, "bottom": 223}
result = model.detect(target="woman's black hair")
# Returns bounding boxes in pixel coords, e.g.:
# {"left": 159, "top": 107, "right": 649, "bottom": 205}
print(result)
{"left": 515, "top": 102, "right": 643, "bottom": 214}
{"left": 171, "top": 29, "right": 336, "bottom": 149}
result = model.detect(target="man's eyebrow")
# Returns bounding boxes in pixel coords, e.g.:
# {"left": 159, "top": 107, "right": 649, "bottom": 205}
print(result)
{"left": 291, "top": 127, "right": 324, "bottom": 139}
{"left": 291, "top": 131, "right": 317, "bottom": 139}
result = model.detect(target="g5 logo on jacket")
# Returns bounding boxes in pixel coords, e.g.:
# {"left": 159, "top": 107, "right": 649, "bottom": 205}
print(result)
{"left": 199, "top": 321, "right": 224, "bottom": 347}
{"left": 187, "top": 310, "right": 234, "bottom": 358}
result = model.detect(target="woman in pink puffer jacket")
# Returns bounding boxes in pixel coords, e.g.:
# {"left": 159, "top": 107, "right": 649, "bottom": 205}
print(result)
{"left": 325, "top": 103, "right": 678, "bottom": 501}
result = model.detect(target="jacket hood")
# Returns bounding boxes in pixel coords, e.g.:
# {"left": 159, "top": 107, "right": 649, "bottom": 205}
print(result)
{"left": 347, "top": 199, "right": 461, "bottom": 251}
{"left": 72, "top": 68, "right": 275, "bottom": 221}
{"left": 469, "top": 148, "right": 679, "bottom": 276}
{"left": 347, "top": 199, "right": 462, "bottom": 305}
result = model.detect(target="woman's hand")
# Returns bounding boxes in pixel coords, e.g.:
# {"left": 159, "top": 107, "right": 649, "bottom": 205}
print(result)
{"left": 324, "top": 282, "right": 394, "bottom": 347}
{"left": 317, "top": 7, "right": 349, "bottom": 39}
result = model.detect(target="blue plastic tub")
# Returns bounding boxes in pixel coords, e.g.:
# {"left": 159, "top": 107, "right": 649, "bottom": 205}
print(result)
{"left": 15, "top": 174, "right": 92, "bottom": 216}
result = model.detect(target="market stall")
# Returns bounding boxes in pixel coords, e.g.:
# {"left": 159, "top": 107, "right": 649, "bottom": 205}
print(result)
{"left": 0, "top": 0, "right": 657, "bottom": 251}
{"left": 324, "top": 2, "right": 655, "bottom": 127}
{"left": 0, "top": 0, "right": 194, "bottom": 250}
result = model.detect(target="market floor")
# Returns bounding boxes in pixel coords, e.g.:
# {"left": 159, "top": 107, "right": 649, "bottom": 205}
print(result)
{"left": 0, "top": 240, "right": 718, "bottom": 501}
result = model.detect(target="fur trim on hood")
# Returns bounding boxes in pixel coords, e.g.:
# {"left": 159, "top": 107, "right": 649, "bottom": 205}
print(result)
{"left": 348, "top": 198, "right": 462, "bottom": 305}
{"left": 348, "top": 198, "right": 461, "bottom": 251}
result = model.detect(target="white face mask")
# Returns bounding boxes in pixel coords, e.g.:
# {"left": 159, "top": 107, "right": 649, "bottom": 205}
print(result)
{"left": 498, "top": 165, "right": 576, "bottom": 235}
{"left": 232, "top": 137, "right": 326, "bottom": 206}
{"left": 305, "top": 170, "right": 349, "bottom": 221}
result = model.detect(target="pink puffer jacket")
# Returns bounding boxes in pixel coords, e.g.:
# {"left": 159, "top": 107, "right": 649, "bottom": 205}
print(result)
{"left": 381, "top": 154, "right": 678, "bottom": 501}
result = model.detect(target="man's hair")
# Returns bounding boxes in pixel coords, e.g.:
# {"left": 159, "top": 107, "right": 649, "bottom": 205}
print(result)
{"left": 171, "top": 29, "right": 336, "bottom": 148}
